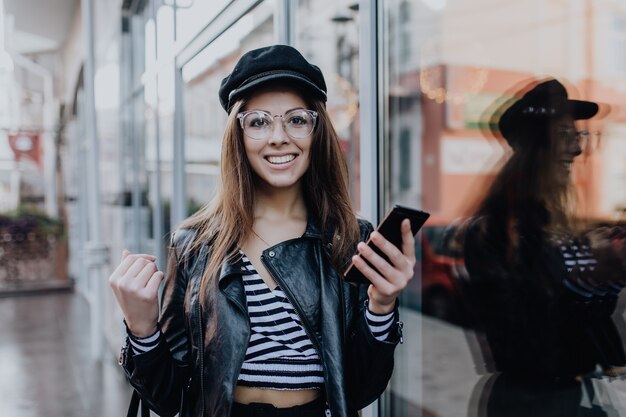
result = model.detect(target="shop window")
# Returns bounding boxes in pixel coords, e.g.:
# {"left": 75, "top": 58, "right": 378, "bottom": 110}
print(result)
{"left": 294, "top": 0, "right": 360, "bottom": 210}
{"left": 181, "top": 1, "right": 275, "bottom": 207}
{"left": 381, "top": 1, "right": 626, "bottom": 416}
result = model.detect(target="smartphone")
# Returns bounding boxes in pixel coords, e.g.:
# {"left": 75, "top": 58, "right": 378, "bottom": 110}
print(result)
{"left": 343, "top": 205, "right": 430, "bottom": 285}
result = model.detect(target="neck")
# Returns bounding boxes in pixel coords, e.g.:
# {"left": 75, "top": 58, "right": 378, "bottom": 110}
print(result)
{"left": 254, "top": 181, "right": 307, "bottom": 222}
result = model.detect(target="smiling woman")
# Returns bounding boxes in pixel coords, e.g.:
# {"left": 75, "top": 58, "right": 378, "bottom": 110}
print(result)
{"left": 240, "top": 88, "right": 314, "bottom": 190}
{"left": 110, "top": 44, "right": 416, "bottom": 417}
{"left": 460, "top": 79, "right": 626, "bottom": 417}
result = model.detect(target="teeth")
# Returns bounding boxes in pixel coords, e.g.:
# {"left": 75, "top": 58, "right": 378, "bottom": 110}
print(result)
{"left": 267, "top": 155, "right": 295, "bottom": 164}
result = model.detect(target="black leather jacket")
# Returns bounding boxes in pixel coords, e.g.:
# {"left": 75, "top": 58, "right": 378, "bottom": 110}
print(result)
{"left": 120, "top": 219, "right": 401, "bottom": 417}
{"left": 462, "top": 216, "right": 626, "bottom": 380}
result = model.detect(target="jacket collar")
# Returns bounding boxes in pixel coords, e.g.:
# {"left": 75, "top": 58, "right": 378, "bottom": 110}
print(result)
{"left": 218, "top": 251, "right": 249, "bottom": 284}
{"left": 302, "top": 215, "right": 324, "bottom": 240}
{"left": 217, "top": 216, "right": 328, "bottom": 284}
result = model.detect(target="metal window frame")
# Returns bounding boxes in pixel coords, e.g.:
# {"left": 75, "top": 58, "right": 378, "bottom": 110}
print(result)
{"left": 170, "top": 0, "right": 265, "bottom": 228}
{"left": 359, "top": 0, "right": 384, "bottom": 225}
{"left": 358, "top": 0, "right": 386, "bottom": 416}
{"left": 274, "top": 0, "right": 294, "bottom": 44}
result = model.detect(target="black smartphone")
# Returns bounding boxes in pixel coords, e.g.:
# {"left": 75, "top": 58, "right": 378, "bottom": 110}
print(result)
{"left": 343, "top": 205, "right": 430, "bottom": 285}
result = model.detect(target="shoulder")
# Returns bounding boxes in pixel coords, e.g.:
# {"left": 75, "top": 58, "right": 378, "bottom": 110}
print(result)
{"left": 357, "top": 218, "right": 374, "bottom": 241}
{"left": 170, "top": 228, "right": 200, "bottom": 259}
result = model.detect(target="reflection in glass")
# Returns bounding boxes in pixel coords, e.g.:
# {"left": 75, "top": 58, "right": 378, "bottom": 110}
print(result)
{"left": 383, "top": 1, "right": 626, "bottom": 417}
{"left": 181, "top": 2, "right": 275, "bottom": 220}
{"left": 294, "top": 0, "right": 360, "bottom": 210}
{"left": 174, "top": 0, "right": 230, "bottom": 47}
{"left": 460, "top": 78, "right": 626, "bottom": 417}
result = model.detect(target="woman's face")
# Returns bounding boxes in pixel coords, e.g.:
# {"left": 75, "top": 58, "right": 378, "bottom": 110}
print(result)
{"left": 241, "top": 88, "right": 313, "bottom": 192}
{"left": 551, "top": 115, "right": 583, "bottom": 185}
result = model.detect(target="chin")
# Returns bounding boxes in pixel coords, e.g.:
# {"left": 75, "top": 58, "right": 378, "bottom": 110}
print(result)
{"left": 257, "top": 176, "right": 302, "bottom": 190}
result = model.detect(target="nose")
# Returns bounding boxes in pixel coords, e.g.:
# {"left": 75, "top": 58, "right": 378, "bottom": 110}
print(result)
{"left": 268, "top": 117, "right": 289, "bottom": 145}
{"left": 570, "top": 136, "right": 583, "bottom": 157}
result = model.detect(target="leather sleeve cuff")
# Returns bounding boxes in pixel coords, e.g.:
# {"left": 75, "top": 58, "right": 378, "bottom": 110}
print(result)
{"left": 119, "top": 335, "right": 170, "bottom": 380}
{"left": 360, "top": 299, "right": 402, "bottom": 346}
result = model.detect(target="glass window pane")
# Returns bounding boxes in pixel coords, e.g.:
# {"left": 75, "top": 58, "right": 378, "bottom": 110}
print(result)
{"left": 383, "top": 1, "right": 626, "bottom": 416}
{"left": 181, "top": 1, "right": 275, "bottom": 213}
{"left": 294, "top": 0, "right": 360, "bottom": 211}
{"left": 175, "top": 0, "right": 231, "bottom": 47}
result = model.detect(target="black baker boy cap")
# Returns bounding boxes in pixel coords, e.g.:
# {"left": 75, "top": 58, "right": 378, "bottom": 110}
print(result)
{"left": 219, "top": 44, "right": 327, "bottom": 113}
{"left": 498, "top": 79, "right": 598, "bottom": 147}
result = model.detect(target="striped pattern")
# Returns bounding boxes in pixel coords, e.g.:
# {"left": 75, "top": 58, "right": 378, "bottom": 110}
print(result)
{"left": 128, "top": 330, "right": 161, "bottom": 355}
{"left": 365, "top": 305, "right": 394, "bottom": 341}
{"left": 125, "top": 252, "right": 395, "bottom": 392}
{"left": 238, "top": 255, "right": 324, "bottom": 390}
{"left": 552, "top": 236, "right": 621, "bottom": 298}
{"left": 556, "top": 238, "right": 597, "bottom": 274}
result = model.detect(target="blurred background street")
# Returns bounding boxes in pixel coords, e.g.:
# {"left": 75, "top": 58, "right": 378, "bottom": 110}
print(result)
{"left": 0, "top": 292, "right": 130, "bottom": 417}
{"left": 2, "top": 0, "right": 626, "bottom": 416}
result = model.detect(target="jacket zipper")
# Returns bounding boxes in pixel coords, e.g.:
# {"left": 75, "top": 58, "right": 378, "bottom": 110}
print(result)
{"left": 196, "top": 299, "right": 205, "bottom": 416}
{"left": 332, "top": 244, "right": 348, "bottom": 345}
{"left": 261, "top": 253, "right": 330, "bottom": 403}
{"left": 197, "top": 278, "right": 251, "bottom": 417}
{"left": 222, "top": 286, "right": 252, "bottom": 407}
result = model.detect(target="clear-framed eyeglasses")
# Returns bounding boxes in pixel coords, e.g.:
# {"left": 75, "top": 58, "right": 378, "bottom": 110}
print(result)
{"left": 558, "top": 128, "right": 602, "bottom": 151}
{"left": 576, "top": 130, "right": 602, "bottom": 150}
{"left": 237, "top": 109, "right": 318, "bottom": 140}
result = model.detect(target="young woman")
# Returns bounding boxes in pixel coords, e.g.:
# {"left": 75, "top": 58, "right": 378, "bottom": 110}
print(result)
{"left": 109, "top": 45, "right": 415, "bottom": 417}
{"left": 461, "top": 79, "right": 626, "bottom": 416}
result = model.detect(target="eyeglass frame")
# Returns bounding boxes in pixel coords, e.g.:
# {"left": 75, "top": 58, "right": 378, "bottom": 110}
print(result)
{"left": 236, "top": 108, "right": 319, "bottom": 140}
{"left": 557, "top": 128, "right": 602, "bottom": 151}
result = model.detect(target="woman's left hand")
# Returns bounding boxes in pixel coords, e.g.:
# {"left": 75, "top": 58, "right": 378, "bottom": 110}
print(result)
{"left": 351, "top": 219, "right": 416, "bottom": 314}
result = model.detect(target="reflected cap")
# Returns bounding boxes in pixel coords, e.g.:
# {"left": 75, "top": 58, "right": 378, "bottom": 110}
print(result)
{"left": 219, "top": 44, "right": 327, "bottom": 113}
{"left": 498, "top": 79, "right": 598, "bottom": 147}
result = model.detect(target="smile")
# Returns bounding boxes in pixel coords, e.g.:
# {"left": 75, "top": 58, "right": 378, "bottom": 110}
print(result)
{"left": 266, "top": 155, "right": 296, "bottom": 165}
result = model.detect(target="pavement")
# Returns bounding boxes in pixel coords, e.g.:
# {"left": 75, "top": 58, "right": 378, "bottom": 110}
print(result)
{"left": 0, "top": 291, "right": 132, "bottom": 417}
{"left": 391, "top": 308, "right": 483, "bottom": 417}
{"left": 398, "top": 309, "right": 626, "bottom": 417}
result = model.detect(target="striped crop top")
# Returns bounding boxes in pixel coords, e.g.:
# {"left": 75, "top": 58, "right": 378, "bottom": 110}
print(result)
{"left": 238, "top": 255, "right": 323, "bottom": 390}
{"left": 125, "top": 253, "right": 396, "bottom": 391}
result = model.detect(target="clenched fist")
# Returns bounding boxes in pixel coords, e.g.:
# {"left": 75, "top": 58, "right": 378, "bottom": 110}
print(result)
{"left": 109, "top": 250, "right": 164, "bottom": 338}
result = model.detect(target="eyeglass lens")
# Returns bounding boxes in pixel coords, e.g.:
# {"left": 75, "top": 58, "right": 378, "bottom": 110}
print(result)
{"left": 558, "top": 129, "right": 600, "bottom": 150}
{"left": 240, "top": 110, "right": 316, "bottom": 140}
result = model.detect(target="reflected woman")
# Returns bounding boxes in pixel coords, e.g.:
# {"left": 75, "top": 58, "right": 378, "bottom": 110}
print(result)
{"left": 461, "top": 79, "right": 626, "bottom": 417}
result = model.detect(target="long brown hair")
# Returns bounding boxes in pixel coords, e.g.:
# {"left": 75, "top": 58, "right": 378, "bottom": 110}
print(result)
{"left": 475, "top": 116, "right": 578, "bottom": 256}
{"left": 179, "top": 94, "right": 359, "bottom": 305}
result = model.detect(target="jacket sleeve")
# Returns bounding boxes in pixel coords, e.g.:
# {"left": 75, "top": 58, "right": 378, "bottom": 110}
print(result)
{"left": 344, "top": 219, "right": 401, "bottom": 409}
{"left": 461, "top": 216, "right": 565, "bottom": 376}
{"left": 120, "top": 229, "right": 195, "bottom": 417}
{"left": 460, "top": 217, "right": 626, "bottom": 377}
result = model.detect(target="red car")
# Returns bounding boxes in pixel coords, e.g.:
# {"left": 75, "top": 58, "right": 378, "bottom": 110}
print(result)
{"left": 404, "top": 225, "right": 467, "bottom": 325}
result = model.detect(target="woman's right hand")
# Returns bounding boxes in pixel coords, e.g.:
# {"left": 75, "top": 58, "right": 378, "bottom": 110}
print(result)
{"left": 109, "top": 250, "right": 164, "bottom": 338}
